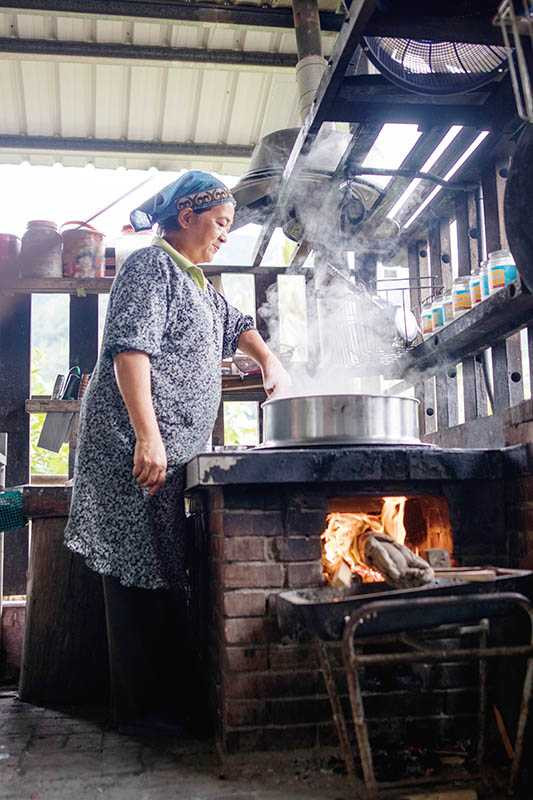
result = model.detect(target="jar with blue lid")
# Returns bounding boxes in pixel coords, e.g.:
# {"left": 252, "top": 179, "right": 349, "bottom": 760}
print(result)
{"left": 431, "top": 296, "right": 445, "bottom": 330}
{"left": 488, "top": 249, "right": 518, "bottom": 293}
{"left": 479, "top": 261, "right": 490, "bottom": 300}
{"left": 421, "top": 298, "right": 433, "bottom": 336}
{"left": 452, "top": 276, "right": 472, "bottom": 315}
{"left": 470, "top": 270, "right": 482, "bottom": 306}
{"left": 443, "top": 292, "right": 454, "bottom": 322}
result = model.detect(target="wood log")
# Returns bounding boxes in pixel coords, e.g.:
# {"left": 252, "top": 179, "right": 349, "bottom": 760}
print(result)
{"left": 19, "top": 516, "right": 109, "bottom": 706}
{"left": 22, "top": 485, "right": 71, "bottom": 518}
{"left": 362, "top": 533, "right": 435, "bottom": 588}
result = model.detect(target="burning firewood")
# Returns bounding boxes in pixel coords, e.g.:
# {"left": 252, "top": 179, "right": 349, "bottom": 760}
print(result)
{"left": 321, "top": 500, "right": 435, "bottom": 589}
{"left": 360, "top": 532, "right": 434, "bottom": 589}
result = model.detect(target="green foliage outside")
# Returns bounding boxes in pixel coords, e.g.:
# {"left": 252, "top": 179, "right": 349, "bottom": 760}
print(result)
{"left": 224, "top": 402, "right": 259, "bottom": 446}
{"left": 30, "top": 347, "right": 69, "bottom": 476}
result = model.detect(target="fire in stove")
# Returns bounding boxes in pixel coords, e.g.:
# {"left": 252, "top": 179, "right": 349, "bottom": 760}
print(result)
{"left": 321, "top": 496, "right": 453, "bottom": 590}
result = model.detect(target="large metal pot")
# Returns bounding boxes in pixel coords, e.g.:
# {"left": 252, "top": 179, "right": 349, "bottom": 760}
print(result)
{"left": 261, "top": 394, "right": 421, "bottom": 448}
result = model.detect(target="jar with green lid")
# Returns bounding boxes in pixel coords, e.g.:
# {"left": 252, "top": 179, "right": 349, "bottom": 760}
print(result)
{"left": 470, "top": 270, "right": 481, "bottom": 306}
{"left": 421, "top": 298, "right": 433, "bottom": 336}
{"left": 431, "top": 296, "right": 445, "bottom": 330}
{"left": 479, "top": 261, "right": 490, "bottom": 300}
{"left": 452, "top": 276, "right": 472, "bottom": 315}
{"left": 442, "top": 292, "right": 454, "bottom": 322}
{"left": 488, "top": 249, "right": 518, "bottom": 293}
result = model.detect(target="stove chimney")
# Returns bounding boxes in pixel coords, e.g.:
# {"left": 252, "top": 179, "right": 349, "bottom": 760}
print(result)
{"left": 291, "top": 0, "right": 327, "bottom": 123}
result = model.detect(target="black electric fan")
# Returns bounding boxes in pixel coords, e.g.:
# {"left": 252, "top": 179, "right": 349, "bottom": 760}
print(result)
{"left": 363, "top": 37, "right": 509, "bottom": 95}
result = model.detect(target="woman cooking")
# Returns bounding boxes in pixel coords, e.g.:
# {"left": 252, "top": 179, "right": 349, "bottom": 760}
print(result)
{"left": 64, "top": 171, "right": 290, "bottom": 736}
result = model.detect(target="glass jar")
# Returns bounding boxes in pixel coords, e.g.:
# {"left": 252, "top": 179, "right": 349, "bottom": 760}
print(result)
{"left": 452, "top": 276, "right": 472, "bottom": 315}
{"left": 442, "top": 292, "right": 454, "bottom": 322}
{"left": 479, "top": 261, "right": 490, "bottom": 300}
{"left": 488, "top": 248, "right": 518, "bottom": 293}
{"left": 431, "top": 296, "right": 445, "bottom": 330}
{"left": 421, "top": 299, "right": 433, "bottom": 336}
{"left": 19, "top": 220, "right": 62, "bottom": 278}
{"left": 470, "top": 270, "right": 482, "bottom": 306}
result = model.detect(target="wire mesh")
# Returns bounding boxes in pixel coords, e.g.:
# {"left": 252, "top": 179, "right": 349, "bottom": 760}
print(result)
{"left": 319, "top": 276, "right": 442, "bottom": 370}
{"left": 363, "top": 36, "right": 508, "bottom": 95}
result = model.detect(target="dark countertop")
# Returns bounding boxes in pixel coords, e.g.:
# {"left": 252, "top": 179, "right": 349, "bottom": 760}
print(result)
{"left": 185, "top": 445, "right": 507, "bottom": 489}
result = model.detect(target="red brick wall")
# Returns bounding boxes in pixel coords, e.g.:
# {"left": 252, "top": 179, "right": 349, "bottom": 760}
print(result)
{"left": 207, "top": 485, "right": 331, "bottom": 752}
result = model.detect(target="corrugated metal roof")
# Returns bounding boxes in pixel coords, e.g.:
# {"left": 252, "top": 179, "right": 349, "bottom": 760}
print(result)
{"left": 0, "top": 8, "right": 338, "bottom": 174}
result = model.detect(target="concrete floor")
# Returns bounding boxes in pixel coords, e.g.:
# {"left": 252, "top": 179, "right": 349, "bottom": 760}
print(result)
{"left": 0, "top": 692, "right": 352, "bottom": 800}
{"left": 0, "top": 692, "right": 516, "bottom": 800}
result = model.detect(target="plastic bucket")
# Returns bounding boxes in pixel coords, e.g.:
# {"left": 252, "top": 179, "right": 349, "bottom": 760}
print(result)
{"left": 61, "top": 221, "right": 105, "bottom": 278}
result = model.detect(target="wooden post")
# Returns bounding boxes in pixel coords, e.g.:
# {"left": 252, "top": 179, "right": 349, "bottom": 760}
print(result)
{"left": 68, "top": 294, "right": 99, "bottom": 476}
{"left": 492, "top": 340, "right": 510, "bottom": 413}
{"left": 467, "top": 190, "right": 480, "bottom": 271}
{"left": 415, "top": 382, "right": 425, "bottom": 438}
{"left": 428, "top": 222, "right": 442, "bottom": 290}
{"left": 407, "top": 241, "right": 421, "bottom": 319}
{"left": 462, "top": 357, "right": 478, "bottom": 422}
{"left": 439, "top": 219, "right": 454, "bottom": 291}
{"left": 0, "top": 294, "right": 31, "bottom": 596}
{"left": 481, "top": 163, "right": 502, "bottom": 254}
{"left": 506, "top": 332, "right": 525, "bottom": 408}
{"left": 19, "top": 515, "right": 109, "bottom": 705}
{"left": 454, "top": 194, "right": 471, "bottom": 277}
{"left": 435, "top": 372, "right": 449, "bottom": 431}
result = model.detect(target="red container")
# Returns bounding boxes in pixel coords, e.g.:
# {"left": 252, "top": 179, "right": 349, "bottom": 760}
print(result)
{"left": 0, "top": 233, "right": 21, "bottom": 273}
{"left": 61, "top": 221, "right": 105, "bottom": 278}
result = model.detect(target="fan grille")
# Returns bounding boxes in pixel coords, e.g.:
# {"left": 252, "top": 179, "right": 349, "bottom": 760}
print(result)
{"left": 363, "top": 37, "right": 508, "bottom": 95}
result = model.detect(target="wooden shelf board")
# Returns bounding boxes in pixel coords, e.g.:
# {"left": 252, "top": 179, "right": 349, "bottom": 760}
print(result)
{"left": 26, "top": 399, "right": 80, "bottom": 413}
{"left": 0, "top": 277, "right": 114, "bottom": 295}
{"left": 393, "top": 281, "right": 533, "bottom": 381}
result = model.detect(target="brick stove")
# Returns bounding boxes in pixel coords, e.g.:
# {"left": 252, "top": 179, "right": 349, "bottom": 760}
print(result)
{"left": 185, "top": 445, "right": 533, "bottom": 754}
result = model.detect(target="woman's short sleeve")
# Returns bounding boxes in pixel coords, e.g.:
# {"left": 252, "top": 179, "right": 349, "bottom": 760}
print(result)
{"left": 103, "top": 247, "right": 174, "bottom": 358}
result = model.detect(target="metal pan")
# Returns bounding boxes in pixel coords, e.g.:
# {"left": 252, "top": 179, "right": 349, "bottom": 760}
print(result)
{"left": 260, "top": 393, "right": 421, "bottom": 448}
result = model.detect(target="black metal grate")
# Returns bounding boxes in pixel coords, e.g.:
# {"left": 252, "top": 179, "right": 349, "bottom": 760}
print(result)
{"left": 363, "top": 37, "right": 508, "bottom": 95}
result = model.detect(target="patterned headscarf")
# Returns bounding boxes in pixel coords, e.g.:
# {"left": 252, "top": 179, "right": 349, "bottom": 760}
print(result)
{"left": 130, "top": 170, "right": 235, "bottom": 231}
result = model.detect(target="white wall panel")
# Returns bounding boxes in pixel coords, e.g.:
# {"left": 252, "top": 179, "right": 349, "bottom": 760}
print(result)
{"left": 226, "top": 72, "right": 267, "bottom": 145}
{"left": 195, "top": 70, "right": 234, "bottom": 144}
{"left": 58, "top": 62, "right": 94, "bottom": 138}
{"left": 20, "top": 61, "right": 58, "bottom": 135}
{"left": 94, "top": 64, "right": 129, "bottom": 140}
{"left": 0, "top": 62, "right": 24, "bottom": 134}
{"left": 127, "top": 65, "right": 165, "bottom": 141}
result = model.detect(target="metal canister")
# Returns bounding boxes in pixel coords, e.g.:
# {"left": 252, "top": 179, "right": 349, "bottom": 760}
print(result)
{"left": 61, "top": 221, "right": 105, "bottom": 278}
{"left": 0, "top": 233, "right": 21, "bottom": 275}
{"left": 19, "top": 220, "right": 63, "bottom": 278}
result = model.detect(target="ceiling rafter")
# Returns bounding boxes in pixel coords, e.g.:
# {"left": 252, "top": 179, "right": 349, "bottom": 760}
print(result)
{"left": 0, "top": 134, "right": 254, "bottom": 160}
{"left": 0, "top": 1, "right": 343, "bottom": 32}
{"left": 0, "top": 36, "right": 298, "bottom": 68}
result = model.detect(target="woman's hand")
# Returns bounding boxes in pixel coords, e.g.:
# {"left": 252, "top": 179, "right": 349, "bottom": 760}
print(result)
{"left": 261, "top": 353, "right": 292, "bottom": 399}
{"left": 133, "top": 434, "right": 167, "bottom": 496}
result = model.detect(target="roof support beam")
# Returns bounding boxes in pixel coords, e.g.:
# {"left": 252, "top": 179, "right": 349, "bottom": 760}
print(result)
{"left": 0, "top": 1, "right": 343, "bottom": 32}
{"left": 0, "top": 36, "right": 298, "bottom": 68}
{"left": 251, "top": 0, "right": 377, "bottom": 264}
{"left": 364, "top": 12, "right": 504, "bottom": 46}
{"left": 0, "top": 134, "right": 254, "bottom": 160}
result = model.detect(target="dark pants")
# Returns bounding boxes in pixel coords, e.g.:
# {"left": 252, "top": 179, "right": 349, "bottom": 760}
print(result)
{"left": 102, "top": 574, "right": 191, "bottom": 726}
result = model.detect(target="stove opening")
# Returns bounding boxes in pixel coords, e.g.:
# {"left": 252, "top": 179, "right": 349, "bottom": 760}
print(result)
{"left": 321, "top": 496, "right": 453, "bottom": 587}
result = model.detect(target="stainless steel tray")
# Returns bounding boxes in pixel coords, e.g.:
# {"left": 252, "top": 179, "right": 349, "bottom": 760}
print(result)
{"left": 261, "top": 393, "right": 421, "bottom": 448}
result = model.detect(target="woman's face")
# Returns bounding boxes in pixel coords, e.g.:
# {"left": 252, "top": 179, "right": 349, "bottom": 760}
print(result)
{"left": 178, "top": 202, "right": 235, "bottom": 264}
